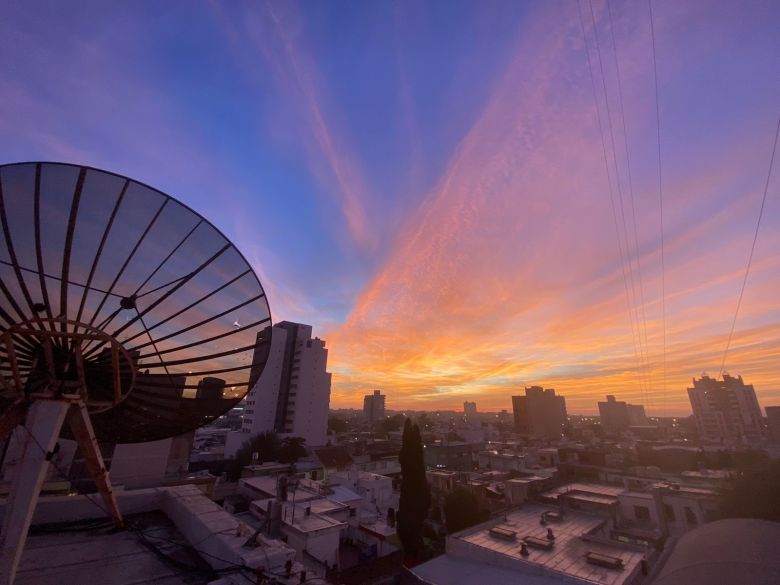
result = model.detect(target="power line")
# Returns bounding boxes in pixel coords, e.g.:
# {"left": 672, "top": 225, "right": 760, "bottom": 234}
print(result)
{"left": 588, "top": 0, "right": 654, "bottom": 405}
{"left": 605, "top": 0, "right": 655, "bottom": 409}
{"left": 720, "top": 115, "right": 780, "bottom": 373}
{"left": 578, "top": 0, "right": 649, "bottom": 400}
{"left": 648, "top": 0, "right": 667, "bottom": 415}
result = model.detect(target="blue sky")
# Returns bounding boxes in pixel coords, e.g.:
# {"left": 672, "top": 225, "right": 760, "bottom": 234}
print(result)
{"left": 2, "top": 0, "right": 779, "bottom": 412}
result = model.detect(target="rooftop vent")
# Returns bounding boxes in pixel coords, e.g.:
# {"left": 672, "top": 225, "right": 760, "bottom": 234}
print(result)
{"left": 524, "top": 535, "right": 554, "bottom": 550}
{"left": 544, "top": 510, "right": 563, "bottom": 522}
{"left": 489, "top": 526, "right": 517, "bottom": 541}
{"left": 585, "top": 551, "right": 625, "bottom": 570}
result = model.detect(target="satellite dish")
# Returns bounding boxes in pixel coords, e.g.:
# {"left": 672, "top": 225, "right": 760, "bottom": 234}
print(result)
{"left": 0, "top": 162, "right": 273, "bottom": 582}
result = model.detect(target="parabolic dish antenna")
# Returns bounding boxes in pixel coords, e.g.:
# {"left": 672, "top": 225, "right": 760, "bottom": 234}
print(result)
{"left": 0, "top": 162, "right": 273, "bottom": 583}
{"left": 0, "top": 162, "right": 272, "bottom": 443}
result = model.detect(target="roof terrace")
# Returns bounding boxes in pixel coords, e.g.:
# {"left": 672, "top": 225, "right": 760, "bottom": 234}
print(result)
{"left": 448, "top": 504, "right": 645, "bottom": 585}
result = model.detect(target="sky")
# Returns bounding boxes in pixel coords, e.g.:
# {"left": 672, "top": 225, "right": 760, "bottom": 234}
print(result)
{"left": 1, "top": 0, "right": 779, "bottom": 415}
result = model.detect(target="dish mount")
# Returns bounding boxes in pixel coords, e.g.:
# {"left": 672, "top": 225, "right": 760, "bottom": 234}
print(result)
{"left": 0, "top": 162, "right": 273, "bottom": 584}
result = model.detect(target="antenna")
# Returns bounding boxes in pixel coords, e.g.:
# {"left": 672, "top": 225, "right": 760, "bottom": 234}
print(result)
{"left": 0, "top": 162, "right": 273, "bottom": 583}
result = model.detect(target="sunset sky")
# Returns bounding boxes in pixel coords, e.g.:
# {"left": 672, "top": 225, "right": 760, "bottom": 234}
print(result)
{"left": 1, "top": 1, "right": 778, "bottom": 415}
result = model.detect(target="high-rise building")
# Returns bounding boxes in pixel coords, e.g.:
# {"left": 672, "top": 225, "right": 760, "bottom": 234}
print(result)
{"left": 512, "top": 386, "right": 567, "bottom": 438}
{"left": 598, "top": 395, "right": 649, "bottom": 433}
{"left": 627, "top": 404, "right": 648, "bottom": 426}
{"left": 363, "top": 390, "right": 386, "bottom": 425}
{"left": 196, "top": 377, "right": 226, "bottom": 400}
{"left": 463, "top": 401, "right": 477, "bottom": 417}
{"left": 687, "top": 374, "right": 763, "bottom": 443}
{"left": 764, "top": 406, "right": 780, "bottom": 445}
{"left": 225, "top": 322, "right": 331, "bottom": 455}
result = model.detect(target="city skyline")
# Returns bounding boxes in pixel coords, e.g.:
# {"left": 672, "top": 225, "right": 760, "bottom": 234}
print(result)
{"left": 2, "top": 1, "right": 779, "bottom": 414}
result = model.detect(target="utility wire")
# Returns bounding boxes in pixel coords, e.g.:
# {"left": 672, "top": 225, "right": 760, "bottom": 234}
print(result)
{"left": 578, "top": 0, "right": 648, "bottom": 399}
{"left": 720, "top": 115, "right": 780, "bottom": 373}
{"left": 606, "top": 0, "right": 655, "bottom": 409}
{"left": 648, "top": 0, "right": 667, "bottom": 415}
{"left": 588, "top": 0, "right": 653, "bottom": 403}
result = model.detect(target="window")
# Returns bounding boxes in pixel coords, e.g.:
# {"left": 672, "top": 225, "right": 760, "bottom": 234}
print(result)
{"left": 634, "top": 506, "right": 651, "bottom": 522}
{"left": 663, "top": 504, "right": 676, "bottom": 522}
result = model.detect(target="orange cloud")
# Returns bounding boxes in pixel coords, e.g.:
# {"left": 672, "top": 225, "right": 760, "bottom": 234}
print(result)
{"left": 327, "top": 3, "right": 780, "bottom": 415}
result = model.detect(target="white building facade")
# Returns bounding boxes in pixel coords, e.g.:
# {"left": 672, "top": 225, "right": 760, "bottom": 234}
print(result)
{"left": 226, "top": 322, "right": 331, "bottom": 455}
{"left": 687, "top": 374, "right": 763, "bottom": 444}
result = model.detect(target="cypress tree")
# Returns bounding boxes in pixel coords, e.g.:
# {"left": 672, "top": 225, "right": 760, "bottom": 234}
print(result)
{"left": 397, "top": 418, "right": 431, "bottom": 562}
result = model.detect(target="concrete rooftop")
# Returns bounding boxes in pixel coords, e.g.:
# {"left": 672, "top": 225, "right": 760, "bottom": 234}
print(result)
{"left": 16, "top": 512, "right": 212, "bottom": 585}
{"left": 451, "top": 504, "right": 645, "bottom": 585}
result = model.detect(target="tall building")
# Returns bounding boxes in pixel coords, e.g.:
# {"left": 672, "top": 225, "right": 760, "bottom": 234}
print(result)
{"left": 765, "top": 406, "right": 780, "bottom": 444}
{"left": 627, "top": 404, "right": 648, "bottom": 426}
{"left": 598, "top": 395, "right": 649, "bottom": 433}
{"left": 363, "top": 390, "right": 386, "bottom": 425}
{"left": 226, "top": 322, "right": 331, "bottom": 455}
{"left": 687, "top": 374, "right": 763, "bottom": 443}
{"left": 196, "top": 377, "right": 226, "bottom": 400}
{"left": 512, "top": 386, "right": 567, "bottom": 438}
{"left": 463, "top": 401, "right": 477, "bottom": 417}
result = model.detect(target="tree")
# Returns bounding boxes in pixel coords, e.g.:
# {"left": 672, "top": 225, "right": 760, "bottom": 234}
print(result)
{"left": 397, "top": 418, "right": 431, "bottom": 562}
{"left": 225, "top": 431, "right": 280, "bottom": 481}
{"left": 278, "top": 436, "right": 307, "bottom": 464}
{"left": 719, "top": 458, "right": 780, "bottom": 522}
{"left": 328, "top": 415, "right": 348, "bottom": 434}
{"left": 416, "top": 413, "right": 433, "bottom": 432}
{"left": 379, "top": 413, "right": 405, "bottom": 435}
{"left": 443, "top": 488, "right": 488, "bottom": 533}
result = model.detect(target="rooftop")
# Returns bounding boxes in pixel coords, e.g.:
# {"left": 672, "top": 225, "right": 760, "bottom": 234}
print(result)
{"left": 542, "top": 482, "right": 627, "bottom": 500}
{"left": 16, "top": 512, "right": 213, "bottom": 585}
{"left": 281, "top": 503, "right": 345, "bottom": 533}
{"left": 450, "top": 504, "right": 645, "bottom": 585}
{"left": 359, "top": 518, "right": 397, "bottom": 539}
{"left": 313, "top": 446, "right": 354, "bottom": 469}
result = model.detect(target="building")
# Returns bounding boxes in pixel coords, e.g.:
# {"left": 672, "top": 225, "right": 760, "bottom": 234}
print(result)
{"left": 363, "top": 390, "right": 386, "bottom": 425}
{"left": 512, "top": 386, "right": 567, "bottom": 438}
{"left": 463, "top": 401, "right": 477, "bottom": 417}
{"left": 226, "top": 322, "right": 332, "bottom": 455}
{"left": 477, "top": 448, "right": 525, "bottom": 472}
{"left": 766, "top": 406, "right": 780, "bottom": 444}
{"left": 687, "top": 374, "right": 763, "bottom": 443}
{"left": 238, "top": 470, "right": 399, "bottom": 568}
{"left": 424, "top": 442, "right": 480, "bottom": 471}
{"left": 627, "top": 404, "right": 648, "bottom": 426}
{"left": 598, "top": 395, "right": 648, "bottom": 433}
{"left": 195, "top": 376, "right": 225, "bottom": 400}
{"left": 409, "top": 503, "right": 646, "bottom": 585}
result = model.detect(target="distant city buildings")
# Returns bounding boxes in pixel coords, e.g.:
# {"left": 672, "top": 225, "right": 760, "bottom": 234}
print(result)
{"left": 463, "top": 401, "right": 477, "bottom": 416}
{"left": 363, "top": 389, "right": 386, "bottom": 425}
{"left": 598, "top": 395, "right": 648, "bottom": 433}
{"left": 226, "top": 322, "right": 331, "bottom": 455}
{"left": 512, "top": 386, "right": 567, "bottom": 438}
{"left": 687, "top": 374, "right": 763, "bottom": 443}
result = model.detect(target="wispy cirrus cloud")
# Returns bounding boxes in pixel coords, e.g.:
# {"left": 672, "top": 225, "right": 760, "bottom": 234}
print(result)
{"left": 328, "top": 0, "right": 780, "bottom": 414}
{"left": 212, "top": 1, "right": 377, "bottom": 253}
